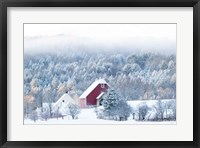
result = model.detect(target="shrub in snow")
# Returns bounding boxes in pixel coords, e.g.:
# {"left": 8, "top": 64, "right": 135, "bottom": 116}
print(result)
{"left": 166, "top": 100, "right": 176, "bottom": 120}
{"left": 30, "top": 110, "right": 38, "bottom": 122}
{"left": 150, "top": 99, "right": 176, "bottom": 121}
{"left": 41, "top": 109, "right": 50, "bottom": 121}
{"left": 53, "top": 109, "right": 63, "bottom": 119}
{"left": 113, "top": 100, "right": 133, "bottom": 121}
{"left": 136, "top": 102, "right": 149, "bottom": 121}
{"left": 153, "top": 100, "right": 165, "bottom": 121}
{"left": 68, "top": 103, "right": 80, "bottom": 119}
{"left": 99, "top": 89, "right": 132, "bottom": 121}
{"left": 95, "top": 107, "right": 104, "bottom": 119}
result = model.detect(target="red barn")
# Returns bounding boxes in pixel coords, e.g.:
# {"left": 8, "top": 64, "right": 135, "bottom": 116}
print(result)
{"left": 79, "top": 79, "right": 109, "bottom": 108}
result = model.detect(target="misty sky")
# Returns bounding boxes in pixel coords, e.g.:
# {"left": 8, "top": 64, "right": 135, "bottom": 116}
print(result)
{"left": 24, "top": 24, "right": 176, "bottom": 54}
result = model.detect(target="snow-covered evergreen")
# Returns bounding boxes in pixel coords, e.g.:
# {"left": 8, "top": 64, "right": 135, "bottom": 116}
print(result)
{"left": 96, "top": 89, "right": 132, "bottom": 121}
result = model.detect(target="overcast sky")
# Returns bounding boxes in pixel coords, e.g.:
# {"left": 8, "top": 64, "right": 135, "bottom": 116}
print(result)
{"left": 24, "top": 24, "right": 176, "bottom": 54}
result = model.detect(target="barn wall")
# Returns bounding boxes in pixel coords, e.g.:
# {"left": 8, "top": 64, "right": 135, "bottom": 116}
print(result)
{"left": 87, "top": 84, "right": 108, "bottom": 105}
{"left": 80, "top": 98, "right": 86, "bottom": 108}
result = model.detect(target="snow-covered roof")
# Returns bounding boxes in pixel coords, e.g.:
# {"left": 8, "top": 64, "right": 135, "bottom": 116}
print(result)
{"left": 96, "top": 92, "right": 105, "bottom": 100}
{"left": 53, "top": 93, "right": 74, "bottom": 107}
{"left": 80, "top": 79, "right": 108, "bottom": 98}
{"left": 52, "top": 93, "right": 76, "bottom": 115}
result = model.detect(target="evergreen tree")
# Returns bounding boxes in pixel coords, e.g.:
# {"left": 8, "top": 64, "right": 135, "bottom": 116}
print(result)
{"left": 102, "top": 89, "right": 119, "bottom": 111}
{"left": 102, "top": 89, "right": 132, "bottom": 121}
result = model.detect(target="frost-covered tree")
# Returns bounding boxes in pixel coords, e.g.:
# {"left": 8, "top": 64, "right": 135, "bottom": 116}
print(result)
{"left": 153, "top": 100, "right": 165, "bottom": 121}
{"left": 66, "top": 79, "right": 75, "bottom": 93}
{"left": 41, "top": 107, "right": 50, "bottom": 121}
{"left": 30, "top": 78, "right": 43, "bottom": 108}
{"left": 43, "top": 85, "right": 54, "bottom": 117}
{"left": 114, "top": 100, "right": 133, "bottom": 121}
{"left": 68, "top": 103, "right": 80, "bottom": 119}
{"left": 54, "top": 108, "right": 62, "bottom": 119}
{"left": 101, "top": 89, "right": 132, "bottom": 121}
{"left": 137, "top": 103, "right": 149, "bottom": 121}
{"left": 167, "top": 100, "right": 176, "bottom": 120}
{"left": 102, "top": 89, "right": 119, "bottom": 111}
{"left": 151, "top": 99, "right": 176, "bottom": 121}
{"left": 157, "top": 87, "right": 175, "bottom": 99}
{"left": 24, "top": 95, "right": 35, "bottom": 118}
{"left": 30, "top": 110, "right": 38, "bottom": 122}
{"left": 57, "top": 82, "right": 68, "bottom": 97}
{"left": 51, "top": 77, "right": 59, "bottom": 89}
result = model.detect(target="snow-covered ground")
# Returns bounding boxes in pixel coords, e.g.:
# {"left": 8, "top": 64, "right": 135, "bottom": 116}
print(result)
{"left": 24, "top": 99, "right": 176, "bottom": 125}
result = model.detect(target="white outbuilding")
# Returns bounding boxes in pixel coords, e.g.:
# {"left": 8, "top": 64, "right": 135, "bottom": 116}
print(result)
{"left": 52, "top": 93, "right": 76, "bottom": 116}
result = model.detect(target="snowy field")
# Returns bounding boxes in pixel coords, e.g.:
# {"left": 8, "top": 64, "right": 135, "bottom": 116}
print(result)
{"left": 24, "top": 108, "right": 176, "bottom": 125}
{"left": 24, "top": 99, "right": 176, "bottom": 125}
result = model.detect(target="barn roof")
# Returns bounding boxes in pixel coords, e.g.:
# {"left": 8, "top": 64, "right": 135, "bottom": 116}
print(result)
{"left": 79, "top": 79, "right": 108, "bottom": 99}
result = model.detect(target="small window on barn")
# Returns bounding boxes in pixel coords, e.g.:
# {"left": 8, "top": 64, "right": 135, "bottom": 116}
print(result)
{"left": 101, "top": 84, "right": 104, "bottom": 88}
{"left": 62, "top": 100, "right": 65, "bottom": 102}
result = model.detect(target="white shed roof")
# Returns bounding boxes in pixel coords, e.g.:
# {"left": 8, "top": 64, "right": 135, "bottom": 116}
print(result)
{"left": 53, "top": 93, "right": 74, "bottom": 107}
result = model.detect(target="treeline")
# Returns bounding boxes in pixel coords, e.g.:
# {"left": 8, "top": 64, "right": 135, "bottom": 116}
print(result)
{"left": 24, "top": 52, "right": 176, "bottom": 114}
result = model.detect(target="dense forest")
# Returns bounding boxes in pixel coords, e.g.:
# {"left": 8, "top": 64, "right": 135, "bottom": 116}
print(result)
{"left": 24, "top": 51, "right": 176, "bottom": 114}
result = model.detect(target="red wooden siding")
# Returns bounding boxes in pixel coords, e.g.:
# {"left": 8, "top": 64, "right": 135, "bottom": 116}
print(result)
{"left": 86, "top": 84, "right": 108, "bottom": 105}
{"left": 80, "top": 98, "right": 86, "bottom": 108}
